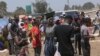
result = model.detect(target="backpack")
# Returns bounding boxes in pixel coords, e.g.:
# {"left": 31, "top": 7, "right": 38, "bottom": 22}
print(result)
{"left": 11, "top": 22, "right": 20, "bottom": 36}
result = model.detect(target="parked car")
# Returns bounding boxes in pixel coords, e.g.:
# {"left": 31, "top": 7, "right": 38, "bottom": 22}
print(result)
{"left": 55, "top": 10, "right": 80, "bottom": 19}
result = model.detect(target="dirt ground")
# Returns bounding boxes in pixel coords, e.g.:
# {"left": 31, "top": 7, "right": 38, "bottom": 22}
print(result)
{"left": 4, "top": 37, "right": 100, "bottom": 56}
{"left": 90, "top": 37, "right": 100, "bottom": 56}
{"left": 28, "top": 37, "right": 100, "bottom": 56}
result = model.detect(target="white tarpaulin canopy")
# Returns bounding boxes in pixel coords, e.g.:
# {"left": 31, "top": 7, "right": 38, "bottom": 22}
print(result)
{"left": 0, "top": 18, "right": 8, "bottom": 29}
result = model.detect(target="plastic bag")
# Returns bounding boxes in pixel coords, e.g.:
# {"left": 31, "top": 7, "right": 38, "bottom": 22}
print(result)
{"left": 54, "top": 42, "right": 61, "bottom": 56}
{"left": 54, "top": 50, "right": 61, "bottom": 56}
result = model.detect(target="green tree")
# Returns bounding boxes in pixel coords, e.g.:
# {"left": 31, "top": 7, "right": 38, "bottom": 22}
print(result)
{"left": 14, "top": 7, "right": 26, "bottom": 16}
{"left": 97, "top": 4, "right": 100, "bottom": 9}
{"left": 72, "top": 5, "right": 82, "bottom": 10}
{"left": 47, "top": 7, "right": 53, "bottom": 12}
{"left": 33, "top": 0, "right": 48, "bottom": 14}
{"left": 0, "top": 1, "right": 7, "bottom": 16}
{"left": 64, "top": 4, "right": 70, "bottom": 10}
{"left": 71, "top": 5, "right": 75, "bottom": 9}
{"left": 82, "top": 2, "right": 95, "bottom": 10}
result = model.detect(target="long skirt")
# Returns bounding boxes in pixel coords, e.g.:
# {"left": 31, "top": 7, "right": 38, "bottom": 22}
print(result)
{"left": 44, "top": 37, "right": 56, "bottom": 56}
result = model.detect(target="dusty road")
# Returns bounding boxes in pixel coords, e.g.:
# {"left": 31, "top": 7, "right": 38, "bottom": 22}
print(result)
{"left": 11, "top": 37, "right": 100, "bottom": 56}
{"left": 3, "top": 36, "right": 100, "bottom": 56}
{"left": 90, "top": 37, "right": 100, "bottom": 56}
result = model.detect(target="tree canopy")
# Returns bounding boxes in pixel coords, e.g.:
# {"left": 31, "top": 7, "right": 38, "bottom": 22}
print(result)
{"left": 33, "top": 1, "right": 48, "bottom": 14}
{"left": 14, "top": 7, "right": 26, "bottom": 16}
{"left": 47, "top": 7, "right": 53, "bottom": 12}
{"left": 0, "top": 1, "right": 7, "bottom": 16}
{"left": 82, "top": 2, "right": 95, "bottom": 10}
{"left": 97, "top": 4, "right": 100, "bottom": 9}
{"left": 64, "top": 4, "right": 70, "bottom": 10}
{"left": 71, "top": 5, "right": 82, "bottom": 10}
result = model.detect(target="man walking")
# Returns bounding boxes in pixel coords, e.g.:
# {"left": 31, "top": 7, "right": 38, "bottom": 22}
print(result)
{"left": 93, "top": 10, "right": 100, "bottom": 36}
{"left": 54, "top": 15, "right": 74, "bottom": 56}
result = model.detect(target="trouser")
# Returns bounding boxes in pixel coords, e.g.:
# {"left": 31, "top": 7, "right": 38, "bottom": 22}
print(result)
{"left": 93, "top": 24, "right": 100, "bottom": 35}
{"left": 34, "top": 46, "right": 41, "bottom": 56}
{"left": 75, "top": 33, "right": 81, "bottom": 55}
{"left": 44, "top": 37, "right": 56, "bottom": 56}
{"left": 8, "top": 39, "right": 14, "bottom": 55}
{"left": 60, "top": 52, "right": 74, "bottom": 56}
{"left": 60, "top": 53, "right": 74, "bottom": 56}
{"left": 59, "top": 44, "right": 74, "bottom": 56}
{"left": 81, "top": 38, "right": 90, "bottom": 56}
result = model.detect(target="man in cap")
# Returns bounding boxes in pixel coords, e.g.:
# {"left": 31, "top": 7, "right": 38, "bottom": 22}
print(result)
{"left": 54, "top": 15, "right": 74, "bottom": 56}
{"left": 60, "top": 15, "right": 73, "bottom": 25}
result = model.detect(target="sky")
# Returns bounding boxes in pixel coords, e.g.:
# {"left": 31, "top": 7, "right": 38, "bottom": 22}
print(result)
{"left": 0, "top": 0, "right": 100, "bottom": 12}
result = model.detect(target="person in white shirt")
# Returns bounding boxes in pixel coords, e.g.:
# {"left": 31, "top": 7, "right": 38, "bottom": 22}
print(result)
{"left": 93, "top": 10, "right": 100, "bottom": 36}
{"left": 7, "top": 22, "right": 14, "bottom": 55}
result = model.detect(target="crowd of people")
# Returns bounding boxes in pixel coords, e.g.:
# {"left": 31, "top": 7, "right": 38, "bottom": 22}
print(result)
{"left": 0, "top": 10, "right": 100, "bottom": 56}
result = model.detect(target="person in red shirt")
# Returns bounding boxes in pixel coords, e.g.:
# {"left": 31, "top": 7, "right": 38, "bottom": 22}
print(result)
{"left": 30, "top": 20, "right": 41, "bottom": 56}
{"left": 23, "top": 20, "right": 28, "bottom": 31}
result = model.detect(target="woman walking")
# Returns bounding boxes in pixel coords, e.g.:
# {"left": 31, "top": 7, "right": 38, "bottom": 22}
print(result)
{"left": 44, "top": 18, "right": 56, "bottom": 56}
{"left": 30, "top": 20, "right": 41, "bottom": 56}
